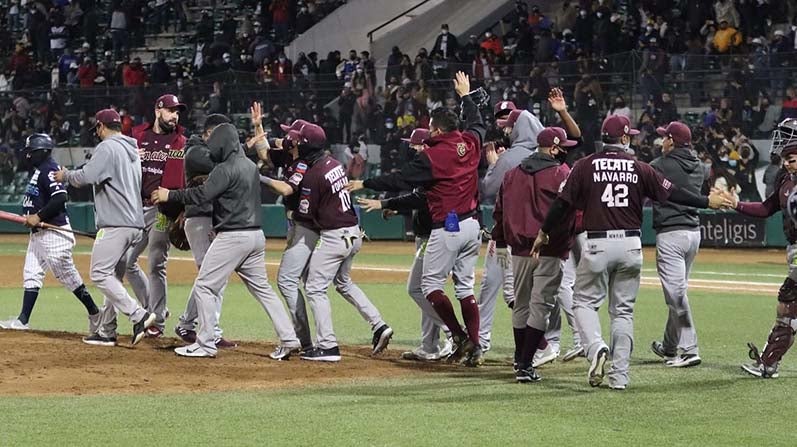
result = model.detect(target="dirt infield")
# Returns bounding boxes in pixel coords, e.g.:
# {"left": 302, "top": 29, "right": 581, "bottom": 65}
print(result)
{"left": 0, "top": 330, "right": 465, "bottom": 397}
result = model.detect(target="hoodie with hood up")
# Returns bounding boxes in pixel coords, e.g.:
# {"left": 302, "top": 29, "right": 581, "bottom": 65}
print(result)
{"left": 182, "top": 134, "right": 215, "bottom": 219}
{"left": 650, "top": 146, "right": 707, "bottom": 233}
{"left": 64, "top": 133, "right": 145, "bottom": 229}
{"left": 481, "top": 109, "right": 544, "bottom": 205}
{"left": 169, "top": 124, "right": 261, "bottom": 232}
{"left": 492, "top": 152, "right": 573, "bottom": 258}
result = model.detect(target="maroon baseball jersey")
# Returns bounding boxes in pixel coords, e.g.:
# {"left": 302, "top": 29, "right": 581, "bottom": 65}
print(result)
{"left": 293, "top": 155, "right": 358, "bottom": 231}
{"left": 493, "top": 154, "right": 574, "bottom": 258}
{"left": 559, "top": 148, "right": 673, "bottom": 231}
{"left": 736, "top": 173, "right": 797, "bottom": 242}
{"left": 133, "top": 123, "right": 187, "bottom": 206}
{"left": 283, "top": 158, "right": 309, "bottom": 213}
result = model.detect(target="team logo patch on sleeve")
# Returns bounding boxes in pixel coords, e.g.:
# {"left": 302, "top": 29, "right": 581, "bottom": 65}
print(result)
{"left": 456, "top": 143, "right": 467, "bottom": 157}
{"left": 662, "top": 178, "right": 672, "bottom": 189}
{"left": 296, "top": 163, "right": 307, "bottom": 174}
{"left": 288, "top": 173, "right": 304, "bottom": 186}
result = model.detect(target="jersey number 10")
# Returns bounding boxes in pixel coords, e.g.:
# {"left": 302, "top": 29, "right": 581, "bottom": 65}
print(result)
{"left": 339, "top": 190, "right": 352, "bottom": 212}
{"left": 601, "top": 183, "right": 629, "bottom": 208}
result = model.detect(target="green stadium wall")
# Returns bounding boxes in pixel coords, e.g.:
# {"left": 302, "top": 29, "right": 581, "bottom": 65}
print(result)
{"left": 0, "top": 203, "right": 787, "bottom": 248}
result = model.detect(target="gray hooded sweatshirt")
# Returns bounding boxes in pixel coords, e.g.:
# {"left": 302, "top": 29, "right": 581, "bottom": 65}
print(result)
{"left": 650, "top": 146, "right": 708, "bottom": 233}
{"left": 65, "top": 133, "right": 145, "bottom": 229}
{"left": 182, "top": 134, "right": 215, "bottom": 219}
{"left": 169, "top": 123, "right": 262, "bottom": 232}
{"left": 480, "top": 110, "right": 544, "bottom": 205}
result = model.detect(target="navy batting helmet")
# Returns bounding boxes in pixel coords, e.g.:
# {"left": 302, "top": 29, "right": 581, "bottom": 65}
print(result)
{"left": 25, "top": 133, "right": 55, "bottom": 151}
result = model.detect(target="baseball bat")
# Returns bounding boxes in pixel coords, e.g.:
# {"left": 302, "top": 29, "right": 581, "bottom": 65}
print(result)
{"left": 0, "top": 210, "right": 96, "bottom": 239}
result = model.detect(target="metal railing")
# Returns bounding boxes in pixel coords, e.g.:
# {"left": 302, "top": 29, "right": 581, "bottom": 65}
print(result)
{"left": 367, "top": 0, "right": 433, "bottom": 43}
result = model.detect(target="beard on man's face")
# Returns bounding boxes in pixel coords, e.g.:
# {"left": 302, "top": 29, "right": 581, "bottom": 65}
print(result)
{"left": 158, "top": 116, "right": 177, "bottom": 132}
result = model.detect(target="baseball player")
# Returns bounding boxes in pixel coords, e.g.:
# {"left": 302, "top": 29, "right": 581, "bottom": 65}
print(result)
{"left": 152, "top": 122, "right": 300, "bottom": 359}
{"left": 649, "top": 121, "right": 708, "bottom": 368}
{"left": 126, "top": 94, "right": 188, "bottom": 336}
{"left": 271, "top": 123, "right": 392, "bottom": 362}
{"left": 173, "top": 114, "right": 234, "bottom": 348}
{"left": 532, "top": 115, "right": 724, "bottom": 389}
{"left": 733, "top": 118, "right": 797, "bottom": 378}
{"left": 353, "top": 128, "right": 454, "bottom": 361}
{"left": 0, "top": 134, "right": 100, "bottom": 333}
{"left": 55, "top": 109, "right": 157, "bottom": 346}
{"left": 357, "top": 72, "right": 485, "bottom": 365}
{"left": 261, "top": 120, "right": 393, "bottom": 356}
{"left": 493, "top": 127, "right": 578, "bottom": 382}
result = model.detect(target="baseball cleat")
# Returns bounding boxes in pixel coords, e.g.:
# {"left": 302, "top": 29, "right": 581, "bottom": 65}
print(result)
{"left": 175, "top": 344, "right": 216, "bottom": 358}
{"left": 132, "top": 312, "right": 157, "bottom": 345}
{"left": 515, "top": 367, "right": 542, "bottom": 383}
{"left": 401, "top": 347, "right": 442, "bottom": 361}
{"left": 532, "top": 343, "right": 560, "bottom": 368}
{"left": 666, "top": 354, "right": 702, "bottom": 368}
{"left": 588, "top": 346, "right": 609, "bottom": 387}
{"left": 741, "top": 361, "right": 779, "bottom": 379}
{"left": 146, "top": 326, "right": 163, "bottom": 338}
{"left": 300, "top": 346, "right": 342, "bottom": 362}
{"left": 215, "top": 338, "right": 238, "bottom": 349}
{"left": 439, "top": 337, "right": 454, "bottom": 358}
{"left": 462, "top": 346, "right": 484, "bottom": 367}
{"left": 174, "top": 326, "right": 197, "bottom": 344}
{"left": 269, "top": 345, "right": 300, "bottom": 361}
{"left": 0, "top": 318, "right": 30, "bottom": 330}
{"left": 88, "top": 312, "right": 101, "bottom": 335}
{"left": 650, "top": 341, "right": 676, "bottom": 362}
{"left": 446, "top": 336, "right": 475, "bottom": 364}
{"left": 82, "top": 333, "right": 117, "bottom": 347}
{"left": 609, "top": 383, "right": 627, "bottom": 391}
{"left": 371, "top": 324, "right": 394, "bottom": 355}
{"left": 562, "top": 345, "right": 585, "bottom": 362}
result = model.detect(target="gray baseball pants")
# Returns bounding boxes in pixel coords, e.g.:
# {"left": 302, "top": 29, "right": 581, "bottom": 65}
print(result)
{"left": 177, "top": 216, "right": 223, "bottom": 339}
{"left": 655, "top": 230, "right": 700, "bottom": 356}
{"left": 126, "top": 206, "right": 171, "bottom": 330}
{"left": 553, "top": 244, "right": 583, "bottom": 349}
{"left": 92, "top": 227, "right": 150, "bottom": 338}
{"left": 421, "top": 218, "right": 481, "bottom": 299}
{"left": 192, "top": 229, "right": 299, "bottom": 356}
{"left": 477, "top": 240, "right": 515, "bottom": 349}
{"left": 511, "top": 255, "right": 565, "bottom": 331}
{"left": 408, "top": 237, "right": 450, "bottom": 354}
{"left": 304, "top": 225, "right": 385, "bottom": 350}
{"left": 573, "top": 231, "right": 643, "bottom": 388}
{"left": 276, "top": 221, "right": 318, "bottom": 349}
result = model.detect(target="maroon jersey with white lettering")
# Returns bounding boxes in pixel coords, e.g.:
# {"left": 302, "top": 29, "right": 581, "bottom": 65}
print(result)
{"left": 283, "top": 158, "right": 309, "bottom": 213}
{"left": 294, "top": 155, "right": 358, "bottom": 230}
{"left": 133, "top": 123, "right": 186, "bottom": 206}
{"left": 559, "top": 148, "right": 673, "bottom": 231}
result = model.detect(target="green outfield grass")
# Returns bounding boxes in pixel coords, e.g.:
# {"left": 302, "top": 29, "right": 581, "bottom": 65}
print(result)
{"left": 0, "top": 241, "right": 793, "bottom": 446}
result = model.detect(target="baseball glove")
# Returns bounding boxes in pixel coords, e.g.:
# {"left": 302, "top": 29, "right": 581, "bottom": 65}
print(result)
{"left": 169, "top": 221, "right": 191, "bottom": 251}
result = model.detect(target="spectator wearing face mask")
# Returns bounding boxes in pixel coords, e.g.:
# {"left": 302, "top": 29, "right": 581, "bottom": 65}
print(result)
{"left": 607, "top": 96, "right": 631, "bottom": 120}
{"left": 472, "top": 48, "right": 493, "bottom": 81}
{"left": 123, "top": 58, "right": 147, "bottom": 87}
{"left": 573, "top": 7, "right": 592, "bottom": 53}
{"left": 77, "top": 57, "right": 98, "bottom": 88}
{"left": 480, "top": 31, "right": 503, "bottom": 56}
{"left": 433, "top": 24, "right": 459, "bottom": 61}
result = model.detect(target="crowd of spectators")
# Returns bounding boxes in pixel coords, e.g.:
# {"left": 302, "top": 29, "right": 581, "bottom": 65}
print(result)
{"left": 2, "top": 0, "right": 797, "bottom": 196}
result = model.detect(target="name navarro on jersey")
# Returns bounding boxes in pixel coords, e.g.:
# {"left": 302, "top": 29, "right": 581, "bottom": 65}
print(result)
{"left": 325, "top": 165, "right": 348, "bottom": 193}
{"left": 592, "top": 159, "right": 639, "bottom": 183}
{"left": 140, "top": 149, "right": 184, "bottom": 162}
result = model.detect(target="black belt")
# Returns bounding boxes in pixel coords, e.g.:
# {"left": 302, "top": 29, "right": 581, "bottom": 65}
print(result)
{"left": 586, "top": 229, "right": 641, "bottom": 239}
{"left": 431, "top": 210, "right": 477, "bottom": 229}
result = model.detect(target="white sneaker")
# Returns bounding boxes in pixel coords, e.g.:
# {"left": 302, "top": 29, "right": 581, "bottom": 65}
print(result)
{"left": 0, "top": 318, "right": 29, "bottom": 330}
{"left": 439, "top": 337, "right": 454, "bottom": 358}
{"left": 401, "top": 347, "right": 442, "bottom": 361}
{"left": 562, "top": 345, "right": 585, "bottom": 362}
{"left": 532, "top": 343, "right": 560, "bottom": 368}
{"left": 175, "top": 343, "right": 216, "bottom": 358}
{"left": 666, "top": 354, "right": 702, "bottom": 368}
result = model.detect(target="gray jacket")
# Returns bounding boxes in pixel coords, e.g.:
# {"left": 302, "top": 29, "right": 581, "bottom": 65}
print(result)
{"left": 65, "top": 133, "right": 144, "bottom": 229}
{"left": 480, "top": 110, "right": 544, "bottom": 205}
{"left": 169, "top": 124, "right": 262, "bottom": 232}
{"left": 183, "top": 134, "right": 214, "bottom": 218}
{"left": 650, "top": 147, "right": 707, "bottom": 233}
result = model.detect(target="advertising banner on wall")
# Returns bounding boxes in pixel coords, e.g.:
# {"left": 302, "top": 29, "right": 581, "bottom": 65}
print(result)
{"left": 698, "top": 211, "right": 768, "bottom": 248}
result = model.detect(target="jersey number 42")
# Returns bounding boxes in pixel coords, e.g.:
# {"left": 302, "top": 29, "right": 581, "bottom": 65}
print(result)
{"left": 601, "top": 183, "right": 629, "bottom": 208}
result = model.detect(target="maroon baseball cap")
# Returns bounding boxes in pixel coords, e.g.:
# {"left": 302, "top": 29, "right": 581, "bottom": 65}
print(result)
{"left": 95, "top": 109, "right": 121, "bottom": 126}
{"left": 494, "top": 100, "right": 516, "bottom": 117}
{"left": 656, "top": 121, "right": 692, "bottom": 146}
{"left": 538, "top": 127, "right": 578, "bottom": 148}
{"left": 155, "top": 94, "right": 187, "bottom": 111}
{"left": 497, "top": 109, "right": 523, "bottom": 128}
{"left": 280, "top": 119, "right": 309, "bottom": 133}
{"left": 297, "top": 123, "right": 327, "bottom": 147}
{"left": 601, "top": 115, "right": 639, "bottom": 138}
{"left": 284, "top": 129, "right": 300, "bottom": 142}
{"left": 401, "top": 128, "right": 431, "bottom": 145}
